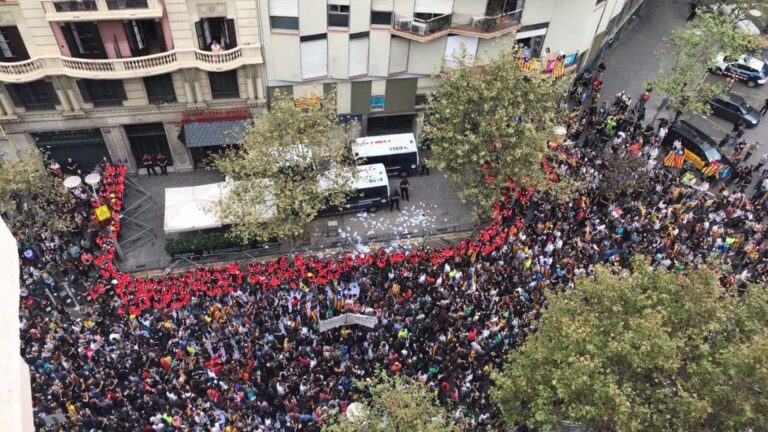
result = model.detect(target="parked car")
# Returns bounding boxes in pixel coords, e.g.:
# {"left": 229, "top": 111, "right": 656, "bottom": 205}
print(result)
{"left": 662, "top": 121, "right": 729, "bottom": 169}
{"left": 707, "top": 92, "right": 761, "bottom": 127}
{"left": 703, "top": 4, "right": 762, "bottom": 36}
{"left": 712, "top": 53, "right": 768, "bottom": 87}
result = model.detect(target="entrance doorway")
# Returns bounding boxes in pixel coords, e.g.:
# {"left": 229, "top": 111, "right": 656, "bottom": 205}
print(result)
{"left": 366, "top": 114, "right": 416, "bottom": 136}
{"left": 33, "top": 129, "right": 109, "bottom": 171}
{"left": 124, "top": 123, "right": 173, "bottom": 173}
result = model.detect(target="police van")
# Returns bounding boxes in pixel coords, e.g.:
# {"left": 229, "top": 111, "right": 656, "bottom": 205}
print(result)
{"left": 352, "top": 133, "right": 419, "bottom": 177}
{"left": 319, "top": 163, "right": 390, "bottom": 215}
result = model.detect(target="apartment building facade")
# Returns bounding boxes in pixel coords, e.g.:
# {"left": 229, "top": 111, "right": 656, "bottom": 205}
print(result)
{"left": 259, "top": 0, "right": 645, "bottom": 136}
{"left": 0, "top": 0, "right": 267, "bottom": 172}
{"left": 0, "top": 0, "right": 644, "bottom": 172}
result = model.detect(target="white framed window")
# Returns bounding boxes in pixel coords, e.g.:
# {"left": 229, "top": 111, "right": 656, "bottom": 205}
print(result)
{"left": 269, "top": 0, "right": 299, "bottom": 30}
{"left": 300, "top": 35, "right": 328, "bottom": 79}
{"left": 328, "top": 4, "right": 350, "bottom": 27}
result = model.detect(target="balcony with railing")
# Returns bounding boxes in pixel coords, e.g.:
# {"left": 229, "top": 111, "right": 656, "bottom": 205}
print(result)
{"left": 42, "top": 0, "right": 162, "bottom": 21}
{"left": 450, "top": 9, "right": 523, "bottom": 38}
{"left": 391, "top": 14, "right": 452, "bottom": 41}
{"left": 0, "top": 46, "right": 263, "bottom": 83}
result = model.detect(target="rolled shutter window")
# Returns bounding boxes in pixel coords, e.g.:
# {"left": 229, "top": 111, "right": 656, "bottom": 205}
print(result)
{"left": 414, "top": 0, "right": 452, "bottom": 14}
{"left": 349, "top": 38, "right": 369, "bottom": 77}
{"left": 388, "top": 37, "right": 409, "bottom": 74}
{"left": 444, "top": 35, "right": 478, "bottom": 66}
{"left": 371, "top": 0, "right": 393, "bottom": 11}
{"left": 301, "top": 38, "right": 328, "bottom": 79}
{"left": 268, "top": 0, "right": 298, "bottom": 16}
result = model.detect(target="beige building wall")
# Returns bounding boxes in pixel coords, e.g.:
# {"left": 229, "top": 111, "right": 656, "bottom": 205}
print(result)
{"left": 350, "top": 0, "right": 372, "bottom": 33}
{"left": 267, "top": 34, "right": 302, "bottom": 82}
{"left": 452, "top": 0, "right": 487, "bottom": 20}
{"left": 544, "top": 0, "right": 607, "bottom": 56}
{"left": 368, "top": 30, "right": 392, "bottom": 77}
{"left": 393, "top": 0, "right": 416, "bottom": 16}
{"left": 520, "top": 0, "right": 556, "bottom": 26}
{"left": 407, "top": 37, "right": 446, "bottom": 75}
{"left": 7, "top": 2, "right": 59, "bottom": 57}
{"left": 299, "top": 0, "right": 327, "bottom": 35}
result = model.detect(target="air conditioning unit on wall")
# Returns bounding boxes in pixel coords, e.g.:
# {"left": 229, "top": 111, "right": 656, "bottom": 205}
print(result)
{"left": 410, "top": 21, "right": 427, "bottom": 35}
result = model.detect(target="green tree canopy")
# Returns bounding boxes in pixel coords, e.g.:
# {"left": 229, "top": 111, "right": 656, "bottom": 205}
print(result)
{"left": 323, "top": 371, "right": 464, "bottom": 432}
{"left": 0, "top": 150, "right": 75, "bottom": 235}
{"left": 492, "top": 258, "right": 768, "bottom": 431}
{"left": 211, "top": 93, "right": 358, "bottom": 243}
{"left": 656, "top": 10, "right": 760, "bottom": 120}
{"left": 421, "top": 45, "right": 566, "bottom": 214}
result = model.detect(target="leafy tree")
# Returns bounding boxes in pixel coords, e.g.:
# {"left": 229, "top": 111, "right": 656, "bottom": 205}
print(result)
{"left": 0, "top": 150, "right": 75, "bottom": 235}
{"left": 492, "top": 257, "right": 768, "bottom": 432}
{"left": 421, "top": 45, "right": 567, "bottom": 214}
{"left": 598, "top": 150, "right": 651, "bottom": 199}
{"left": 211, "top": 92, "right": 358, "bottom": 243}
{"left": 656, "top": 11, "right": 759, "bottom": 120}
{"left": 323, "top": 371, "right": 464, "bottom": 432}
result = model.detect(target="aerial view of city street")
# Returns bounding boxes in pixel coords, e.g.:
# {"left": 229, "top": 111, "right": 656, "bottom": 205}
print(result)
{"left": 2, "top": 0, "right": 768, "bottom": 430}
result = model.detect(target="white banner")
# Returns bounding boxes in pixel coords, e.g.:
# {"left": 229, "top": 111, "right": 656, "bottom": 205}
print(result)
{"left": 346, "top": 313, "right": 378, "bottom": 328}
{"left": 318, "top": 313, "right": 379, "bottom": 332}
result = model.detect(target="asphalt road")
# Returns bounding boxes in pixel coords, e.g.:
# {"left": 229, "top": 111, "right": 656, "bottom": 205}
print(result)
{"left": 598, "top": 0, "right": 768, "bottom": 173}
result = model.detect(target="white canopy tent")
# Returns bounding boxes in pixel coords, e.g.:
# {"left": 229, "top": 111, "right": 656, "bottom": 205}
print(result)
{"left": 163, "top": 181, "right": 275, "bottom": 234}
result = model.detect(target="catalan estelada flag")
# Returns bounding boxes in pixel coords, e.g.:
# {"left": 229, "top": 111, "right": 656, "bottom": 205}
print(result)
{"left": 701, "top": 162, "right": 726, "bottom": 177}
{"left": 664, "top": 151, "right": 685, "bottom": 168}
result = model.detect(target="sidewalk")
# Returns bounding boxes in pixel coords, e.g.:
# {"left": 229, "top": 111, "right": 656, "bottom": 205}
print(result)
{"left": 117, "top": 166, "right": 477, "bottom": 272}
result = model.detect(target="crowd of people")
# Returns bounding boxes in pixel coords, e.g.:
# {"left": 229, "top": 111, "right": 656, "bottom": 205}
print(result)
{"left": 16, "top": 74, "right": 768, "bottom": 431}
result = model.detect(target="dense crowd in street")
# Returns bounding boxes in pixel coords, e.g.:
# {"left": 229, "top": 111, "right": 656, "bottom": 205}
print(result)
{"left": 15, "top": 67, "right": 768, "bottom": 431}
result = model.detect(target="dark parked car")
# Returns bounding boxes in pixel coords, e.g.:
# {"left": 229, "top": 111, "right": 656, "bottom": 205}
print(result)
{"left": 707, "top": 93, "right": 761, "bottom": 127}
{"left": 662, "top": 120, "right": 729, "bottom": 169}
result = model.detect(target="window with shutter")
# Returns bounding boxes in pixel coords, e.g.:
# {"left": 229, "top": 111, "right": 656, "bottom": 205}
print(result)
{"left": 143, "top": 74, "right": 176, "bottom": 103}
{"left": 224, "top": 19, "right": 237, "bottom": 48}
{"left": 6, "top": 81, "right": 58, "bottom": 111}
{"left": 0, "top": 27, "right": 29, "bottom": 62}
{"left": 208, "top": 71, "right": 240, "bottom": 99}
{"left": 269, "top": 0, "right": 299, "bottom": 30}
{"left": 444, "top": 35, "right": 478, "bottom": 66}
{"left": 388, "top": 37, "right": 409, "bottom": 74}
{"left": 77, "top": 79, "right": 126, "bottom": 107}
{"left": 348, "top": 35, "right": 369, "bottom": 77}
{"left": 300, "top": 36, "right": 328, "bottom": 79}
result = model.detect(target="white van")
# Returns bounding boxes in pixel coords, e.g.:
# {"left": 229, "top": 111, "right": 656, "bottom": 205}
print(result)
{"left": 352, "top": 133, "right": 419, "bottom": 177}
